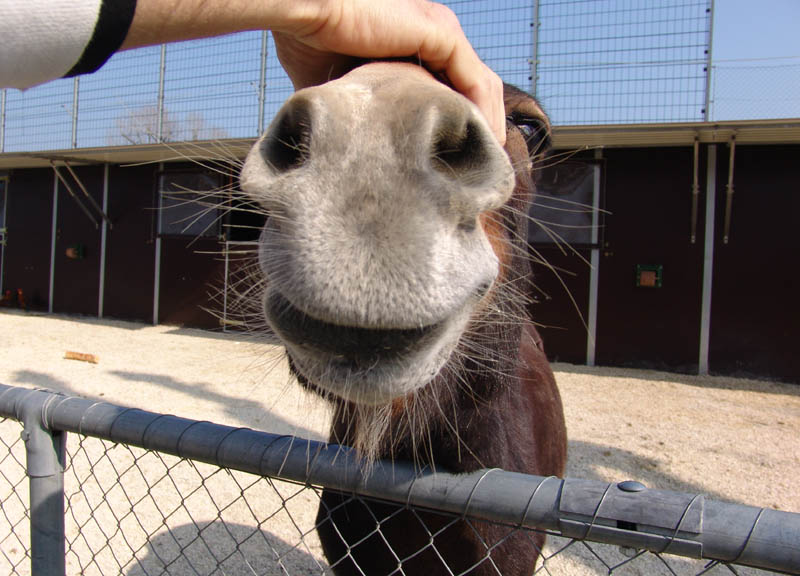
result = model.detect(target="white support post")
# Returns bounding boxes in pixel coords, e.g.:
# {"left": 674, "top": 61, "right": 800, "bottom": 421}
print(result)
{"left": 49, "top": 174, "right": 59, "bottom": 314}
{"left": 586, "top": 149, "right": 602, "bottom": 366}
{"left": 0, "top": 89, "right": 6, "bottom": 153}
{"left": 98, "top": 165, "right": 109, "bottom": 318}
{"left": 699, "top": 145, "right": 717, "bottom": 375}
{"left": 153, "top": 165, "right": 164, "bottom": 325}
{"left": 0, "top": 176, "right": 7, "bottom": 292}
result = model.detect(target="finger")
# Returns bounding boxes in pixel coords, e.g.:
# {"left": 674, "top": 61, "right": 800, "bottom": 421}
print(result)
{"left": 416, "top": 5, "right": 506, "bottom": 145}
{"left": 427, "top": 51, "right": 506, "bottom": 145}
{"left": 453, "top": 60, "right": 506, "bottom": 146}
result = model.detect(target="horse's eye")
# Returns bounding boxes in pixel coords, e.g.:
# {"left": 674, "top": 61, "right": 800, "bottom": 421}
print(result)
{"left": 507, "top": 114, "right": 551, "bottom": 158}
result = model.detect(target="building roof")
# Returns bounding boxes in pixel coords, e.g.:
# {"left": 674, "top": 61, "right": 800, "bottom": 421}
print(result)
{"left": 553, "top": 118, "right": 800, "bottom": 149}
{"left": 2, "top": 119, "right": 800, "bottom": 171}
{"left": 0, "top": 139, "right": 254, "bottom": 170}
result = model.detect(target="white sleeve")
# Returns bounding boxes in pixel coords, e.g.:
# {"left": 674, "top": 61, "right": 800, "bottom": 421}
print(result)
{"left": 0, "top": 0, "right": 137, "bottom": 90}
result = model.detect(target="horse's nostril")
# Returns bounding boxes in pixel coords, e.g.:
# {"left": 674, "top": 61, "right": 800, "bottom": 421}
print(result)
{"left": 261, "top": 100, "right": 312, "bottom": 173}
{"left": 431, "top": 118, "right": 489, "bottom": 178}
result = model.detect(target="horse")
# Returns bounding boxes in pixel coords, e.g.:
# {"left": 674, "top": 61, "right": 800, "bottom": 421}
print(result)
{"left": 240, "top": 61, "right": 567, "bottom": 575}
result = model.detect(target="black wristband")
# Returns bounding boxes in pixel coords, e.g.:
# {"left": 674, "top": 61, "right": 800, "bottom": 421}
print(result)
{"left": 65, "top": 0, "right": 138, "bottom": 78}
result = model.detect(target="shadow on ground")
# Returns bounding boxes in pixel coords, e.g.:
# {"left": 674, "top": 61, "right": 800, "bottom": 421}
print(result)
{"left": 123, "top": 522, "right": 326, "bottom": 576}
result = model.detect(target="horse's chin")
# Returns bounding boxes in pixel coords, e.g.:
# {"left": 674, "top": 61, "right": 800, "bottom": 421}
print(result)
{"left": 263, "top": 289, "right": 472, "bottom": 405}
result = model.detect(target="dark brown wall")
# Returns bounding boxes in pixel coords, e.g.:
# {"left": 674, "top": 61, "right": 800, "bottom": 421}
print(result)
{"left": 103, "top": 164, "right": 157, "bottom": 323}
{"left": 2, "top": 163, "right": 227, "bottom": 328}
{"left": 158, "top": 236, "right": 224, "bottom": 329}
{"left": 596, "top": 147, "right": 705, "bottom": 373}
{"left": 527, "top": 155, "right": 598, "bottom": 364}
{"left": 3, "top": 169, "right": 54, "bottom": 310}
{"left": 52, "top": 166, "right": 103, "bottom": 316}
{"left": 709, "top": 144, "right": 799, "bottom": 382}
{"left": 156, "top": 165, "right": 225, "bottom": 329}
{"left": 529, "top": 248, "right": 591, "bottom": 364}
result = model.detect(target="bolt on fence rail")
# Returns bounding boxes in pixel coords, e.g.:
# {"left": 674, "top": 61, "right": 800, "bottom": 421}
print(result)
{"left": 0, "top": 382, "right": 798, "bottom": 576}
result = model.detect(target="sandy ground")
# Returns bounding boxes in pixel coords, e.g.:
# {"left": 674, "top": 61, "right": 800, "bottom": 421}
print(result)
{"left": 0, "top": 309, "right": 797, "bottom": 575}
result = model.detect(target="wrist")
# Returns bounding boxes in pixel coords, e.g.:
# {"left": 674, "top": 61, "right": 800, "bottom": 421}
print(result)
{"left": 267, "top": 0, "right": 332, "bottom": 36}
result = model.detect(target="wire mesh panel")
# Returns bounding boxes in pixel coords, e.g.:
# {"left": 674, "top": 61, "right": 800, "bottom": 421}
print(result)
{"left": 0, "top": 1, "right": 723, "bottom": 154}
{"left": 535, "top": 0, "right": 712, "bottom": 125}
{"left": 75, "top": 47, "right": 163, "bottom": 148}
{"left": 162, "top": 34, "right": 267, "bottom": 142}
{"left": 2, "top": 80, "right": 75, "bottom": 153}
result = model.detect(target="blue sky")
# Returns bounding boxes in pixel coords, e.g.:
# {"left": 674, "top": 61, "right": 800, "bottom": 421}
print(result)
{"left": 714, "top": 0, "right": 799, "bottom": 61}
{"left": 711, "top": 0, "right": 800, "bottom": 119}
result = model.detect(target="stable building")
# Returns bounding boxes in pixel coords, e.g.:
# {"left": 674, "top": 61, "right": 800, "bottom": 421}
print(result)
{"left": 1, "top": 120, "right": 798, "bottom": 382}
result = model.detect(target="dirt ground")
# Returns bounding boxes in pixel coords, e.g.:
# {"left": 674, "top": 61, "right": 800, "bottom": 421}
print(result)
{"left": 0, "top": 309, "right": 797, "bottom": 575}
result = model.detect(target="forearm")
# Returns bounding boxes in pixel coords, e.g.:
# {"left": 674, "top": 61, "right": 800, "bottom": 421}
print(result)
{"left": 0, "top": 0, "right": 325, "bottom": 90}
{"left": 120, "top": 0, "right": 326, "bottom": 50}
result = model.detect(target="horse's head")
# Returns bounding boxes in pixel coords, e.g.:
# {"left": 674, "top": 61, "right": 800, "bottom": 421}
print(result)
{"left": 241, "top": 62, "right": 550, "bottom": 408}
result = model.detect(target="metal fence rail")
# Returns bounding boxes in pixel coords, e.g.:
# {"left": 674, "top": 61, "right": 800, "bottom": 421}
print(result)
{"left": 0, "top": 382, "right": 798, "bottom": 575}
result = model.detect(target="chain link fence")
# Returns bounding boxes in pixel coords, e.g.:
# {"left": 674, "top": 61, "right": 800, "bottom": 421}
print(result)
{"left": 0, "top": 384, "right": 797, "bottom": 576}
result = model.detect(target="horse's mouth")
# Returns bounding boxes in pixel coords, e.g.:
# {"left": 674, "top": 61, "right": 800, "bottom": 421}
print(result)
{"left": 263, "top": 290, "right": 461, "bottom": 404}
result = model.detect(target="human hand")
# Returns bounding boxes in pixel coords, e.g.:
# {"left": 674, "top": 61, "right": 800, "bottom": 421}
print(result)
{"left": 273, "top": 0, "right": 506, "bottom": 144}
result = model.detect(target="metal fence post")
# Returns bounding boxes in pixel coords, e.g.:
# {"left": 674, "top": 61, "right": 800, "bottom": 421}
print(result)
{"left": 1, "top": 88, "right": 6, "bottom": 153}
{"left": 157, "top": 44, "right": 167, "bottom": 142}
{"left": 258, "top": 31, "right": 268, "bottom": 136}
{"left": 19, "top": 390, "right": 66, "bottom": 576}
{"left": 530, "top": 0, "right": 540, "bottom": 98}
{"left": 703, "top": 0, "right": 715, "bottom": 121}
{"left": 71, "top": 77, "right": 79, "bottom": 149}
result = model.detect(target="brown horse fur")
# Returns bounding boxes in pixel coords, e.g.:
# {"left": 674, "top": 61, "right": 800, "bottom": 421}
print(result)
{"left": 241, "top": 64, "right": 567, "bottom": 575}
